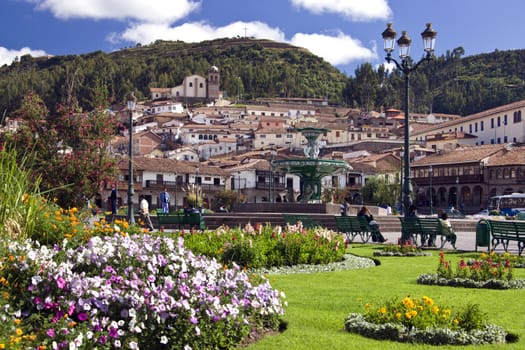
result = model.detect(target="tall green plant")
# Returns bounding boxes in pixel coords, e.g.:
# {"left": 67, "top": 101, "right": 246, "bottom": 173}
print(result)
{"left": 0, "top": 147, "right": 42, "bottom": 240}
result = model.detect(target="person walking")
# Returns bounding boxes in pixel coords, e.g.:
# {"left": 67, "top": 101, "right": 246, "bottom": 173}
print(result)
{"left": 340, "top": 200, "right": 349, "bottom": 216}
{"left": 110, "top": 184, "right": 117, "bottom": 215}
{"left": 139, "top": 195, "right": 155, "bottom": 231}
{"left": 159, "top": 188, "right": 171, "bottom": 214}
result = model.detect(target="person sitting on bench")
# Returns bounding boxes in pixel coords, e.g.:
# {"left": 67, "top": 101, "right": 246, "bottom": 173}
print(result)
{"left": 357, "top": 206, "right": 387, "bottom": 243}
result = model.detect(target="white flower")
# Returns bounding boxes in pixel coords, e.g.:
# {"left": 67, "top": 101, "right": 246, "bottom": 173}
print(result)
{"left": 160, "top": 335, "right": 168, "bottom": 344}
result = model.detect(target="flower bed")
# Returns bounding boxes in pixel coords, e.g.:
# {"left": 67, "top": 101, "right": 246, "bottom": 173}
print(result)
{"left": 417, "top": 251, "right": 525, "bottom": 289}
{"left": 373, "top": 242, "right": 431, "bottom": 257}
{"left": 0, "top": 234, "right": 286, "bottom": 349}
{"left": 344, "top": 296, "right": 513, "bottom": 345}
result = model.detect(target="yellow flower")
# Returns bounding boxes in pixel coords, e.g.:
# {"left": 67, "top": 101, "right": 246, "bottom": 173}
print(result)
{"left": 0, "top": 343, "right": 5, "bottom": 349}
{"left": 422, "top": 295, "right": 433, "bottom": 306}
{"left": 405, "top": 311, "right": 412, "bottom": 319}
{"left": 13, "top": 318, "right": 21, "bottom": 325}
{"left": 15, "top": 328, "right": 22, "bottom": 336}
{"left": 453, "top": 319, "right": 459, "bottom": 325}
{"left": 379, "top": 307, "right": 387, "bottom": 314}
{"left": 395, "top": 312, "right": 401, "bottom": 319}
{"left": 402, "top": 297, "right": 414, "bottom": 309}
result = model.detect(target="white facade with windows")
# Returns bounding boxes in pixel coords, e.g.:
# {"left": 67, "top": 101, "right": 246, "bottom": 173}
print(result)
{"left": 414, "top": 99, "right": 525, "bottom": 146}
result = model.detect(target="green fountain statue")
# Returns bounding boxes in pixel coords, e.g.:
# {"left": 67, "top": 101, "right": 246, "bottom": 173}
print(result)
{"left": 272, "top": 127, "right": 351, "bottom": 203}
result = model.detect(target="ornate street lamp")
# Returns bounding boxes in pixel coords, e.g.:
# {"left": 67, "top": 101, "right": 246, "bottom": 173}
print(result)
{"left": 382, "top": 22, "right": 437, "bottom": 217}
{"left": 127, "top": 92, "right": 137, "bottom": 224}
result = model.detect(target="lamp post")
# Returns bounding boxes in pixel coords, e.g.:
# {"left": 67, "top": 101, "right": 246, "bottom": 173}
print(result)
{"left": 174, "top": 173, "right": 177, "bottom": 211}
{"left": 455, "top": 176, "right": 459, "bottom": 210}
{"left": 195, "top": 166, "right": 200, "bottom": 185}
{"left": 127, "top": 92, "right": 137, "bottom": 225}
{"left": 382, "top": 22, "right": 437, "bottom": 217}
{"left": 429, "top": 165, "right": 433, "bottom": 216}
{"left": 270, "top": 148, "right": 277, "bottom": 202}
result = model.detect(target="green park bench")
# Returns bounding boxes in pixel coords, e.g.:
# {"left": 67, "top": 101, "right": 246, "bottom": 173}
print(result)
{"left": 398, "top": 217, "right": 456, "bottom": 249}
{"left": 477, "top": 219, "right": 525, "bottom": 255}
{"left": 282, "top": 214, "right": 321, "bottom": 229}
{"left": 334, "top": 216, "right": 373, "bottom": 243}
{"left": 157, "top": 212, "right": 206, "bottom": 230}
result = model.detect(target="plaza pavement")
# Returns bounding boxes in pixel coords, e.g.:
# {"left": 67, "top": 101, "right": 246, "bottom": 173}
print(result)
{"left": 380, "top": 229, "right": 519, "bottom": 255}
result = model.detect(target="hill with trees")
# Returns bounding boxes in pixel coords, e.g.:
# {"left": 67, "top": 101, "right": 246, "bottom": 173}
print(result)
{"left": 2, "top": 38, "right": 525, "bottom": 117}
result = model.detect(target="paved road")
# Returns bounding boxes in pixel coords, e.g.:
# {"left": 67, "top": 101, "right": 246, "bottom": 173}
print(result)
{"left": 380, "top": 229, "right": 518, "bottom": 255}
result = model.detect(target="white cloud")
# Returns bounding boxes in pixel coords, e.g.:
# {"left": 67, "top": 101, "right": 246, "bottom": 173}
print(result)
{"left": 0, "top": 47, "right": 48, "bottom": 66}
{"left": 290, "top": 0, "right": 391, "bottom": 21}
{"left": 290, "top": 31, "right": 376, "bottom": 66}
{"left": 119, "top": 21, "right": 285, "bottom": 45}
{"left": 28, "top": 0, "right": 201, "bottom": 23}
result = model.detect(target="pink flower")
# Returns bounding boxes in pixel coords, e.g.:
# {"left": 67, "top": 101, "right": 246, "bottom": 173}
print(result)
{"left": 56, "top": 276, "right": 66, "bottom": 289}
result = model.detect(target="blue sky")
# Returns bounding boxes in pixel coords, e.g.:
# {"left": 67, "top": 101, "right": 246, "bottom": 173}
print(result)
{"left": 1, "top": 0, "right": 524, "bottom": 76}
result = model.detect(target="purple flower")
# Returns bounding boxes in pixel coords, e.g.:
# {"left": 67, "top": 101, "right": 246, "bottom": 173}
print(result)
{"left": 98, "top": 335, "right": 107, "bottom": 344}
{"left": 46, "top": 328, "right": 55, "bottom": 338}
{"left": 77, "top": 312, "right": 88, "bottom": 321}
{"left": 109, "top": 327, "right": 118, "bottom": 338}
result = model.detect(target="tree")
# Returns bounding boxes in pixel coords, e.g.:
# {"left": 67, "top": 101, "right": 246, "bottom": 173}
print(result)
{"left": 362, "top": 176, "right": 399, "bottom": 208}
{"left": 0, "top": 92, "right": 118, "bottom": 208}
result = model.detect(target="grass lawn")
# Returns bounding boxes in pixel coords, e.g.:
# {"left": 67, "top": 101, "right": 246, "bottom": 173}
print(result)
{"left": 246, "top": 244, "right": 525, "bottom": 349}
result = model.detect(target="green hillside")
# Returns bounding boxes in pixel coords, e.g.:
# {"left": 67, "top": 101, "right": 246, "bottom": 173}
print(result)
{"left": 2, "top": 38, "right": 525, "bottom": 118}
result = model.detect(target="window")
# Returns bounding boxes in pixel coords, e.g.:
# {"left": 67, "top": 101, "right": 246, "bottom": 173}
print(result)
{"left": 480, "top": 121, "right": 484, "bottom": 131}
{"left": 474, "top": 122, "right": 478, "bottom": 132}
{"left": 504, "top": 114, "right": 508, "bottom": 125}
{"left": 497, "top": 116, "right": 501, "bottom": 127}
{"left": 491, "top": 118, "right": 494, "bottom": 128}
{"left": 469, "top": 124, "right": 472, "bottom": 133}
{"left": 199, "top": 83, "right": 203, "bottom": 88}
{"left": 189, "top": 82, "right": 193, "bottom": 87}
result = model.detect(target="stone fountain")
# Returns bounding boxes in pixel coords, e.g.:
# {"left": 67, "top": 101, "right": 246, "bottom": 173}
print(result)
{"left": 231, "top": 127, "right": 351, "bottom": 214}
{"left": 272, "top": 127, "right": 351, "bottom": 203}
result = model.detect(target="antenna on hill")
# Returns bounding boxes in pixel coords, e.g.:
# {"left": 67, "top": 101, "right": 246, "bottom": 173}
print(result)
{"left": 244, "top": 26, "right": 247, "bottom": 38}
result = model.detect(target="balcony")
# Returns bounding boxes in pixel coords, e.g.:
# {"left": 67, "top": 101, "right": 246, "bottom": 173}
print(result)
{"left": 255, "top": 182, "right": 286, "bottom": 192}
{"left": 145, "top": 180, "right": 224, "bottom": 193}
{"left": 414, "top": 174, "right": 484, "bottom": 186}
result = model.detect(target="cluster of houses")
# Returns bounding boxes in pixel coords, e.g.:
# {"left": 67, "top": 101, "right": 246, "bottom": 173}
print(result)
{"left": 4, "top": 66, "right": 525, "bottom": 214}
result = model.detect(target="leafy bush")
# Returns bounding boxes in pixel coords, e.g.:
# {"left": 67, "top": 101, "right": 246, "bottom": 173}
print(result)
{"left": 176, "top": 222, "right": 345, "bottom": 269}
{"left": 0, "top": 147, "right": 42, "bottom": 241}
